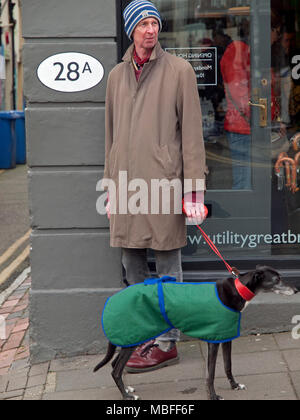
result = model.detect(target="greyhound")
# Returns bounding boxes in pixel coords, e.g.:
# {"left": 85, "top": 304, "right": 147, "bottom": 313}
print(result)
{"left": 94, "top": 266, "right": 297, "bottom": 400}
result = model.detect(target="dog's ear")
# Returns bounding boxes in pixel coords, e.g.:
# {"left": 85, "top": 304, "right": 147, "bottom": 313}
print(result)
{"left": 253, "top": 269, "right": 265, "bottom": 284}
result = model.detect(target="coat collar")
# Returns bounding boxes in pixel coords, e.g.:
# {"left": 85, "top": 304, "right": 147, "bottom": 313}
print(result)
{"left": 122, "top": 42, "right": 165, "bottom": 63}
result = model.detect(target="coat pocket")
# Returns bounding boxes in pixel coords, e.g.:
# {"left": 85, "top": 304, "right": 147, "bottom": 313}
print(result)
{"left": 156, "top": 144, "right": 176, "bottom": 179}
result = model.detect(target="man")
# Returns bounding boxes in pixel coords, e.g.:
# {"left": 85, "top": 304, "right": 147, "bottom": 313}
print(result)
{"left": 103, "top": 0, "right": 206, "bottom": 372}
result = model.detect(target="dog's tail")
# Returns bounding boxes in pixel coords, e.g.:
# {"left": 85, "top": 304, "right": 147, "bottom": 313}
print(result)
{"left": 93, "top": 342, "right": 117, "bottom": 372}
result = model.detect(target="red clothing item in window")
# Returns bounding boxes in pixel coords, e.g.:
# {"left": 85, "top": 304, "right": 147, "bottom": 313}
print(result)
{"left": 220, "top": 41, "right": 251, "bottom": 135}
{"left": 271, "top": 68, "right": 280, "bottom": 121}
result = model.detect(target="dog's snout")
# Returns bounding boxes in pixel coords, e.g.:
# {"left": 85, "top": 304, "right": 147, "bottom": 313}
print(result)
{"left": 286, "top": 283, "right": 298, "bottom": 294}
{"left": 272, "top": 279, "right": 298, "bottom": 296}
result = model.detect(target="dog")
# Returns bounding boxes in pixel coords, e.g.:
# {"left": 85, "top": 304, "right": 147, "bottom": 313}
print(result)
{"left": 94, "top": 266, "right": 297, "bottom": 400}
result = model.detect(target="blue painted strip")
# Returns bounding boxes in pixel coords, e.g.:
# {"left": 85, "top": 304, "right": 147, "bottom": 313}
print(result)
{"left": 157, "top": 281, "right": 175, "bottom": 329}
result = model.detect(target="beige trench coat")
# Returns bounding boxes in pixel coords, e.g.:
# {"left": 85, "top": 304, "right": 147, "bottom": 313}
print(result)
{"left": 104, "top": 42, "right": 206, "bottom": 250}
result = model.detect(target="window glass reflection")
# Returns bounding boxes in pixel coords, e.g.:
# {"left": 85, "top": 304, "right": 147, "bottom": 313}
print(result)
{"left": 152, "top": 0, "right": 300, "bottom": 257}
{"left": 155, "top": 0, "right": 252, "bottom": 190}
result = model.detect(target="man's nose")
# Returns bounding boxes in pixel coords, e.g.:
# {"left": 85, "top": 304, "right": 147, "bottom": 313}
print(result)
{"left": 147, "top": 24, "right": 155, "bottom": 33}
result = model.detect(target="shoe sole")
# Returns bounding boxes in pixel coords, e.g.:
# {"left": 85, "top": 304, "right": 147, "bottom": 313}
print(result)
{"left": 125, "top": 356, "right": 180, "bottom": 374}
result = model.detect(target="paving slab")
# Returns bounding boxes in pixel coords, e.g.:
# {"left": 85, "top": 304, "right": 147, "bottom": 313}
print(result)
{"left": 42, "top": 388, "right": 109, "bottom": 401}
{"left": 282, "top": 349, "right": 300, "bottom": 371}
{"left": 274, "top": 331, "right": 300, "bottom": 350}
{"left": 289, "top": 372, "right": 300, "bottom": 400}
{"left": 213, "top": 373, "right": 297, "bottom": 400}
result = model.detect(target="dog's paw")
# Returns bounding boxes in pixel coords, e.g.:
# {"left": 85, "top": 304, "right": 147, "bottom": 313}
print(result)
{"left": 209, "top": 394, "right": 224, "bottom": 400}
{"left": 125, "top": 386, "right": 140, "bottom": 400}
{"left": 233, "top": 383, "right": 247, "bottom": 391}
{"left": 124, "top": 394, "right": 140, "bottom": 400}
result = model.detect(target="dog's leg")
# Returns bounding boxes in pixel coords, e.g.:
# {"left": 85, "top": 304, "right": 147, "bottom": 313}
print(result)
{"left": 111, "top": 353, "right": 120, "bottom": 369}
{"left": 206, "top": 343, "right": 223, "bottom": 400}
{"left": 112, "top": 347, "right": 139, "bottom": 400}
{"left": 222, "top": 341, "right": 246, "bottom": 391}
{"left": 112, "top": 352, "right": 136, "bottom": 395}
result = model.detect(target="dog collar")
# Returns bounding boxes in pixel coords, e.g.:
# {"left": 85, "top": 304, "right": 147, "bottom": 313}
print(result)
{"left": 234, "top": 278, "right": 255, "bottom": 301}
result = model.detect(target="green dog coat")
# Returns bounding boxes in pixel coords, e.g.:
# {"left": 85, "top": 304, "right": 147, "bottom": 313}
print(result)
{"left": 101, "top": 276, "right": 241, "bottom": 347}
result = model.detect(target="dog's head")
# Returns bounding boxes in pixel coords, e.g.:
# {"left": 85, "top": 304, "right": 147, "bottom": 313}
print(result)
{"left": 252, "top": 265, "right": 298, "bottom": 296}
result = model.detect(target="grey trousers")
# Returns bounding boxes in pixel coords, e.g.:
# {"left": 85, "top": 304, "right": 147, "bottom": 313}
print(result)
{"left": 121, "top": 248, "right": 183, "bottom": 342}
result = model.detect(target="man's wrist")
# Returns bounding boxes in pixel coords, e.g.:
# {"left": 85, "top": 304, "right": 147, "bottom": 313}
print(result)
{"left": 184, "top": 191, "right": 204, "bottom": 204}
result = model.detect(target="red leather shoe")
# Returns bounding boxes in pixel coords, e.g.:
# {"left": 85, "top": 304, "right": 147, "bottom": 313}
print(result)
{"left": 125, "top": 342, "right": 179, "bottom": 373}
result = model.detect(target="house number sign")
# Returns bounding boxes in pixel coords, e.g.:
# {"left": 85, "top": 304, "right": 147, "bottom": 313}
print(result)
{"left": 37, "top": 52, "right": 104, "bottom": 92}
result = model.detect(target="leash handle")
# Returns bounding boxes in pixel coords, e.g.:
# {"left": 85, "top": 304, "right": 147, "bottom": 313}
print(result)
{"left": 182, "top": 201, "right": 234, "bottom": 276}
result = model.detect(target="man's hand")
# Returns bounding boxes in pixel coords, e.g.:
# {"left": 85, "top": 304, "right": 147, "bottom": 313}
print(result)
{"left": 183, "top": 191, "right": 206, "bottom": 225}
{"left": 184, "top": 201, "right": 206, "bottom": 225}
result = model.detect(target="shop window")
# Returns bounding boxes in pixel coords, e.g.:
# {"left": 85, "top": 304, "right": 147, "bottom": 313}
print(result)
{"left": 119, "top": 0, "right": 300, "bottom": 263}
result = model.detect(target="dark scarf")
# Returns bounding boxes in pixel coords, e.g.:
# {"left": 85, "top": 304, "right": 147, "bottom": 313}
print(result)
{"left": 132, "top": 48, "right": 152, "bottom": 81}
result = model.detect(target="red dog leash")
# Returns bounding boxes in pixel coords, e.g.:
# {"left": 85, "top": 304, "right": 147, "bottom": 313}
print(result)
{"left": 182, "top": 202, "right": 255, "bottom": 301}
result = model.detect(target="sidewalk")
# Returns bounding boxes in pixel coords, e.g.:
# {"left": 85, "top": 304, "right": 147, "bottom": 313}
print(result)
{"left": 0, "top": 270, "right": 300, "bottom": 400}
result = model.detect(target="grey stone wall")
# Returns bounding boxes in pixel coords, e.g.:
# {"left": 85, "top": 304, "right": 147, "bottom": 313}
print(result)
{"left": 21, "top": 0, "right": 122, "bottom": 363}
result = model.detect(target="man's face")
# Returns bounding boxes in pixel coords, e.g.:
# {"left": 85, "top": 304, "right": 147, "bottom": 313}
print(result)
{"left": 271, "top": 25, "right": 281, "bottom": 45}
{"left": 281, "top": 32, "right": 295, "bottom": 55}
{"left": 133, "top": 18, "right": 159, "bottom": 51}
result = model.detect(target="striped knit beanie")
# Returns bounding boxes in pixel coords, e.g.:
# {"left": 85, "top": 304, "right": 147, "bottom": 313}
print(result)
{"left": 124, "top": 0, "right": 162, "bottom": 40}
